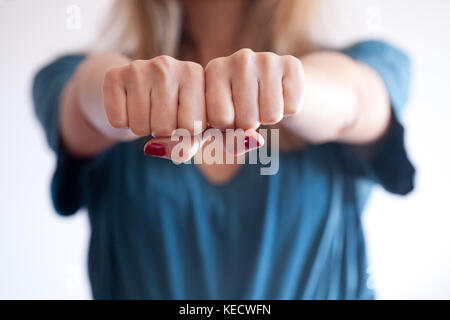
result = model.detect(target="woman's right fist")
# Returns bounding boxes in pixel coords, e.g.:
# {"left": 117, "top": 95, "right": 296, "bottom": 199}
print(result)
{"left": 103, "top": 55, "right": 206, "bottom": 138}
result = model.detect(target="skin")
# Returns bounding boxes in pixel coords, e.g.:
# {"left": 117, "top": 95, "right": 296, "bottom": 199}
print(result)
{"left": 59, "top": 0, "right": 390, "bottom": 184}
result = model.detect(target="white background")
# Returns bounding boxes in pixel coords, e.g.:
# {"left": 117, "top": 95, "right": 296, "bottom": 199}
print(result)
{"left": 1, "top": 0, "right": 449, "bottom": 299}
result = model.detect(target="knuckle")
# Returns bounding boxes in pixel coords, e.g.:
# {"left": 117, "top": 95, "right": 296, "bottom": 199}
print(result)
{"left": 104, "top": 68, "right": 122, "bottom": 87}
{"left": 285, "top": 108, "right": 299, "bottom": 116}
{"left": 104, "top": 105, "right": 124, "bottom": 128}
{"left": 283, "top": 55, "right": 303, "bottom": 70}
{"left": 158, "top": 54, "right": 174, "bottom": 64}
{"left": 109, "top": 117, "right": 126, "bottom": 129}
{"left": 258, "top": 52, "right": 278, "bottom": 71}
{"left": 152, "top": 125, "right": 176, "bottom": 137}
{"left": 128, "top": 60, "right": 145, "bottom": 78}
{"left": 284, "top": 104, "right": 299, "bottom": 115}
{"left": 236, "top": 48, "right": 254, "bottom": 58}
{"left": 237, "top": 119, "right": 260, "bottom": 130}
{"left": 130, "top": 124, "right": 149, "bottom": 136}
{"left": 262, "top": 111, "right": 283, "bottom": 125}
{"left": 208, "top": 113, "right": 234, "bottom": 129}
{"left": 205, "top": 57, "right": 225, "bottom": 74}
{"left": 153, "top": 55, "right": 173, "bottom": 66}
{"left": 285, "top": 97, "right": 303, "bottom": 115}
{"left": 183, "top": 61, "right": 204, "bottom": 78}
{"left": 150, "top": 55, "right": 175, "bottom": 78}
{"left": 178, "top": 120, "right": 197, "bottom": 135}
{"left": 156, "top": 55, "right": 175, "bottom": 69}
{"left": 233, "top": 48, "right": 254, "bottom": 67}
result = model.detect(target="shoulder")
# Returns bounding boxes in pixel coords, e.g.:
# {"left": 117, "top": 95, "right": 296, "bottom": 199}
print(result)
{"left": 33, "top": 54, "right": 85, "bottom": 82}
{"left": 340, "top": 40, "right": 410, "bottom": 62}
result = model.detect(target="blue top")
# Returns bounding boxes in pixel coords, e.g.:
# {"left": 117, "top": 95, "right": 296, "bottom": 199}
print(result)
{"left": 33, "top": 41, "right": 415, "bottom": 300}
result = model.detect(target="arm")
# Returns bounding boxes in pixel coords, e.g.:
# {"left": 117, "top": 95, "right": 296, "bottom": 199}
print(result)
{"left": 59, "top": 49, "right": 392, "bottom": 159}
{"left": 58, "top": 50, "right": 276, "bottom": 161}
{"left": 59, "top": 53, "right": 210, "bottom": 160}
{"left": 281, "top": 51, "right": 391, "bottom": 145}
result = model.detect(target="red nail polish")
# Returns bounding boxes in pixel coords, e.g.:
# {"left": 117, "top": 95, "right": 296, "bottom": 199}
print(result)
{"left": 244, "top": 136, "right": 261, "bottom": 149}
{"left": 144, "top": 143, "right": 166, "bottom": 157}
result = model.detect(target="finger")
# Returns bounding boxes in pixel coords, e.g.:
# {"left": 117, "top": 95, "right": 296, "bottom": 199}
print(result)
{"left": 205, "top": 59, "right": 235, "bottom": 129}
{"left": 103, "top": 66, "right": 128, "bottom": 128}
{"left": 282, "top": 55, "right": 305, "bottom": 115}
{"left": 231, "top": 70, "right": 260, "bottom": 130}
{"left": 259, "top": 63, "right": 284, "bottom": 125}
{"left": 178, "top": 63, "right": 206, "bottom": 134}
{"left": 126, "top": 62, "right": 151, "bottom": 136}
{"left": 150, "top": 79, "right": 178, "bottom": 137}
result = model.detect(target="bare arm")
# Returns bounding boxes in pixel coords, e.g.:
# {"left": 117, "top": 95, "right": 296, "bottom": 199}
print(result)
{"left": 59, "top": 50, "right": 391, "bottom": 159}
{"left": 59, "top": 53, "right": 132, "bottom": 157}
{"left": 281, "top": 51, "right": 391, "bottom": 145}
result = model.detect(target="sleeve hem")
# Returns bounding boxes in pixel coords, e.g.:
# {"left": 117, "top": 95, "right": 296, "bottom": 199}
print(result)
{"left": 336, "top": 40, "right": 415, "bottom": 195}
{"left": 335, "top": 110, "right": 415, "bottom": 196}
{"left": 51, "top": 142, "right": 93, "bottom": 215}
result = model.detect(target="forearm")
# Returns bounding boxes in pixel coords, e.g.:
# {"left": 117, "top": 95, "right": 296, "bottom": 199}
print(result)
{"left": 59, "top": 53, "right": 132, "bottom": 157}
{"left": 281, "top": 51, "right": 391, "bottom": 145}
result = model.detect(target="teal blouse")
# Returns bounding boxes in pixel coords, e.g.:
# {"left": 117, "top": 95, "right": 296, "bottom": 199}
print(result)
{"left": 33, "top": 40, "right": 415, "bottom": 299}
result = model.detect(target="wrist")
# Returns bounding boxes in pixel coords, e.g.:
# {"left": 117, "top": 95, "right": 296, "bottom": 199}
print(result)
{"left": 74, "top": 53, "right": 134, "bottom": 142}
{"left": 280, "top": 54, "right": 359, "bottom": 144}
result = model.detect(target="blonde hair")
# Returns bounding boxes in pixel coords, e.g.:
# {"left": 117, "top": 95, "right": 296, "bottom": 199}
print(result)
{"left": 101, "top": 0, "right": 319, "bottom": 60}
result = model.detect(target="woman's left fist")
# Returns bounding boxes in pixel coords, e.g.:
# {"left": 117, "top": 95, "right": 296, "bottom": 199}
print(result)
{"left": 205, "top": 48, "right": 305, "bottom": 130}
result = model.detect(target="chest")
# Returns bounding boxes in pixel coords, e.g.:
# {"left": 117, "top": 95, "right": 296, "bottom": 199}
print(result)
{"left": 112, "top": 145, "right": 331, "bottom": 222}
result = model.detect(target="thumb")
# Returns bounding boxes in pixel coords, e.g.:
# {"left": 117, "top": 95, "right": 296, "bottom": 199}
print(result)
{"left": 143, "top": 128, "right": 264, "bottom": 161}
{"left": 143, "top": 131, "right": 204, "bottom": 163}
{"left": 221, "top": 128, "right": 264, "bottom": 156}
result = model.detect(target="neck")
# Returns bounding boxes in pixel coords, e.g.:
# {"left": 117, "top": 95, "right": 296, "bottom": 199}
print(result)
{"left": 182, "top": 0, "right": 248, "bottom": 66}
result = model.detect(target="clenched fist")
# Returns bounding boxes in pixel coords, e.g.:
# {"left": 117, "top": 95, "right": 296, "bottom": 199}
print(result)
{"left": 103, "top": 55, "right": 206, "bottom": 136}
{"left": 102, "top": 48, "right": 305, "bottom": 159}
{"left": 205, "top": 48, "right": 304, "bottom": 129}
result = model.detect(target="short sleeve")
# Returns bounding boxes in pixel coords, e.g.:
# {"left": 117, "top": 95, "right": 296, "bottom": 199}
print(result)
{"left": 33, "top": 55, "right": 95, "bottom": 215}
{"left": 336, "top": 40, "right": 415, "bottom": 195}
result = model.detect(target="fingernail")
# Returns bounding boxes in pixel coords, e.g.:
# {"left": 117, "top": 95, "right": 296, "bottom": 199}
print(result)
{"left": 144, "top": 143, "right": 166, "bottom": 157}
{"left": 244, "top": 136, "right": 261, "bottom": 150}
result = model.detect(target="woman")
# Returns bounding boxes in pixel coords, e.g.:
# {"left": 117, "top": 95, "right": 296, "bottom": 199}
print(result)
{"left": 33, "top": 0, "right": 414, "bottom": 299}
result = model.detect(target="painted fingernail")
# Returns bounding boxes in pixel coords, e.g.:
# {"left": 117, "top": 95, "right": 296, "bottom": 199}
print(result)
{"left": 144, "top": 143, "right": 166, "bottom": 157}
{"left": 244, "top": 136, "right": 261, "bottom": 150}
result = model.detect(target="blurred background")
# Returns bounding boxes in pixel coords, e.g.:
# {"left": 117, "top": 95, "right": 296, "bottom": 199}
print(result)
{"left": 0, "top": 0, "right": 449, "bottom": 299}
